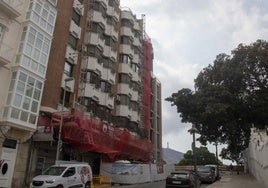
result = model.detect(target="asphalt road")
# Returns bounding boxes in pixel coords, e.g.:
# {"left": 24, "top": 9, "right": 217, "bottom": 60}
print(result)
{"left": 112, "top": 180, "right": 210, "bottom": 188}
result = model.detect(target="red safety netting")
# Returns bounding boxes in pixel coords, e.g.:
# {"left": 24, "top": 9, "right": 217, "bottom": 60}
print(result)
{"left": 50, "top": 109, "right": 153, "bottom": 162}
{"left": 142, "top": 36, "right": 153, "bottom": 135}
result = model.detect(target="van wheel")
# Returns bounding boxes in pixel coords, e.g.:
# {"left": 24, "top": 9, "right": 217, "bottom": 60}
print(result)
{"left": 56, "top": 185, "right": 63, "bottom": 188}
{"left": 85, "top": 181, "right": 91, "bottom": 188}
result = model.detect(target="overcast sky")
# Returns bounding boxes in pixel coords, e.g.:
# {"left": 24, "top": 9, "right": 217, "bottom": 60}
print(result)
{"left": 120, "top": 0, "right": 268, "bottom": 162}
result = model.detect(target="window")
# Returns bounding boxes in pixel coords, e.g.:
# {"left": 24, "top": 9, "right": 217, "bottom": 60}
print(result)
{"left": 68, "top": 34, "right": 78, "bottom": 49}
{"left": 60, "top": 88, "right": 71, "bottom": 107}
{"left": 103, "top": 57, "right": 114, "bottom": 71}
{"left": 0, "top": 25, "right": 5, "bottom": 41}
{"left": 100, "top": 81, "right": 111, "bottom": 93}
{"left": 120, "top": 36, "right": 132, "bottom": 45}
{"left": 92, "top": 1, "right": 107, "bottom": 18}
{"left": 120, "top": 54, "right": 131, "bottom": 64}
{"left": 107, "top": 16, "right": 118, "bottom": 31}
{"left": 131, "top": 63, "right": 140, "bottom": 73}
{"left": 87, "top": 45, "right": 102, "bottom": 59}
{"left": 6, "top": 71, "right": 42, "bottom": 126}
{"left": 20, "top": 26, "right": 51, "bottom": 76}
{"left": 72, "top": 9, "right": 81, "bottom": 25}
{"left": 118, "top": 73, "right": 131, "bottom": 84}
{"left": 132, "top": 81, "right": 139, "bottom": 91}
{"left": 63, "top": 167, "right": 75, "bottom": 177}
{"left": 90, "top": 22, "right": 104, "bottom": 38}
{"left": 29, "top": 1, "right": 56, "bottom": 34}
{"left": 121, "top": 19, "right": 132, "bottom": 27}
{"left": 130, "top": 101, "right": 139, "bottom": 111}
{"left": 85, "top": 71, "right": 100, "bottom": 88}
{"left": 118, "top": 95, "right": 130, "bottom": 106}
{"left": 64, "top": 62, "right": 73, "bottom": 77}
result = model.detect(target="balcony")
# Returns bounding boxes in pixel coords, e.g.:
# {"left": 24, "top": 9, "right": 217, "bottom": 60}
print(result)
{"left": 0, "top": 42, "right": 14, "bottom": 66}
{"left": 70, "top": 20, "right": 81, "bottom": 39}
{"left": 65, "top": 45, "right": 78, "bottom": 64}
{"left": 115, "top": 105, "right": 131, "bottom": 118}
{"left": 98, "top": 92, "right": 114, "bottom": 109}
{"left": 92, "top": 11, "right": 106, "bottom": 28}
{"left": 101, "top": 68, "right": 115, "bottom": 84}
{"left": 73, "top": 0, "right": 84, "bottom": 16}
{"left": 120, "top": 44, "right": 134, "bottom": 56}
{"left": 0, "top": 1, "right": 20, "bottom": 19}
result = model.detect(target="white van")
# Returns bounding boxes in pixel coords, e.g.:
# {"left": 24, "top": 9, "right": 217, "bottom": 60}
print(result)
{"left": 30, "top": 163, "right": 92, "bottom": 188}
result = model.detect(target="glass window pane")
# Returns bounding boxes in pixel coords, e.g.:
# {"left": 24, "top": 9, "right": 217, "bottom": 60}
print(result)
{"left": 32, "top": 13, "right": 39, "bottom": 23}
{"left": 40, "top": 19, "right": 46, "bottom": 29}
{"left": 3, "top": 107, "right": 9, "bottom": 118}
{"left": 29, "top": 114, "right": 37, "bottom": 124}
{"left": 19, "top": 72, "right": 27, "bottom": 82}
{"left": 34, "top": 49, "right": 40, "bottom": 60}
{"left": 42, "top": 10, "right": 48, "bottom": 19}
{"left": 28, "top": 76, "right": 35, "bottom": 86}
{"left": 37, "top": 33, "right": 43, "bottom": 41}
{"left": 11, "top": 108, "right": 20, "bottom": 119}
{"left": 26, "top": 85, "right": 33, "bottom": 97}
{"left": 40, "top": 53, "right": 47, "bottom": 64}
{"left": 48, "top": 15, "right": 54, "bottom": 24}
{"left": 20, "top": 111, "right": 28, "bottom": 122}
{"left": 43, "top": 43, "right": 49, "bottom": 53}
{"left": 38, "top": 65, "right": 45, "bottom": 75}
{"left": 25, "top": 44, "right": 32, "bottom": 56}
{"left": 28, "top": 33, "right": 35, "bottom": 44}
{"left": 13, "top": 94, "right": 22, "bottom": 107}
{"left": 47, "top": 24, "right": 53, "bottom": 33}
{"left": 35, "top": 3, "right": 42, "bottom": 12}
{"left": 6, "top": 94, "right": 12, "bottom": 105}
{"left": 31, "top": 60, "right": 38, "bottom": 71}
{"left": 9, "top": 80, "right": 15, "bottom": 91}
{"left": 23, "top": 97, "right": 31, "bottom": 110}
{"left": 36, "top": 38, "right": 42, "bottom": 50}
{"left": 31, "top": 101, "right": 38, "bottom": 113}
{"left": 22, "top": 56, "right": 31, "bottom": 67}
{"left": 29, "top": 27, "right": 36, "bottom": 35}
{"left": 36, "top": 81, "right": 42, "bottom": 89}
{"left": 12, "top": 72, "right": 17, "bottom": 79}
{"left": 33, "top": 89, "right": 41, "bottom": 100}
{"left": 16, "top": 81, "right": 25, "bottom": 94}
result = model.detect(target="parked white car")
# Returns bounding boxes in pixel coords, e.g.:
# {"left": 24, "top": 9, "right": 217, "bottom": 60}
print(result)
{"left": 205, "top": 164, "right": 220, "bottom": 180}
{"left": 30, "top": 163, "right": 92, "bottom": 188}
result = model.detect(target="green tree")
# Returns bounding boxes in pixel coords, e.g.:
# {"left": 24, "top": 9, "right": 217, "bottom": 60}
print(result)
{"left": 177, "top": 146, "right": 221, "bottom": 166}
{"left": 166, "top": 40, "right": 268, "bottom": 163}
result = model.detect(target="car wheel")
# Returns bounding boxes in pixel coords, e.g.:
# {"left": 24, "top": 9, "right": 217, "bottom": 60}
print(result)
{"left": 85, "top": 181, "right": 91, "bottom": 188}
{"left": 56, "top": 185, "right": 63, "bottom": 188}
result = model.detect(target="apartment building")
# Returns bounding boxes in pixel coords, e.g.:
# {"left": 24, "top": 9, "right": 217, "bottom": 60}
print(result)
{"left": 151, "top": 76, "right": 162, "bottom": 163}
{"left": 0, "top": 0, "right": 162, "bottom": 186}
{"left": 0, "top": 0, "right": 57, "bottom": 187}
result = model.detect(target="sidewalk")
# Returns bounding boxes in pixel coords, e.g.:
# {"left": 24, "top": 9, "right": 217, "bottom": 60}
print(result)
{"left": 207, "top": 171, "right": 264, "bottom": 188}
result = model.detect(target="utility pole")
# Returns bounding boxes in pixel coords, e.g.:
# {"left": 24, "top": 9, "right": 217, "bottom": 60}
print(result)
{"left": 56, "top": 77, "right": 74, "bottom": 162}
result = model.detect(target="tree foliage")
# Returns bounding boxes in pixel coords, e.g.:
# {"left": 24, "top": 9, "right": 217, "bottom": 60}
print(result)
{"left": 166, "top": 40, "right": 268, "bottom": 162}
{"left": 177, "top": 146, "right": 221, "bottom": 166}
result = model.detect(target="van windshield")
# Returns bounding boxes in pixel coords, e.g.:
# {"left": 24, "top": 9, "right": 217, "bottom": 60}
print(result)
{"left": 43, "top": 166, "right": 67, "bottom": 176}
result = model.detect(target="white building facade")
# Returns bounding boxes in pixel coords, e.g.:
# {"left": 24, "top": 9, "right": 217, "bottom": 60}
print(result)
{"left": 244, "top": 128, "right": 268, "bottom": 187}
{"left": 0, "top": 0, "right": 57, "bottom": 187}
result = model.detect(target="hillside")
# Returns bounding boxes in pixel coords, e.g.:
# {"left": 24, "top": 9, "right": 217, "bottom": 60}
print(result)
{"left": 162, "top": 147, "right": 184, "bottom": 165}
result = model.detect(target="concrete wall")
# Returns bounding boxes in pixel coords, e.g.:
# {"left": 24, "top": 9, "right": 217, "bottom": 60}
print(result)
{"left": 245, "top": 128, "right": 268, "bottom": 187}
{"left": 100, "top": 162, "right": 174, "bottom": 184}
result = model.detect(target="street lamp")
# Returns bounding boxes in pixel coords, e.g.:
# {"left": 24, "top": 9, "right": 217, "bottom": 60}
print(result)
{"left": 55, "top": 77, "right": 74, "bottom": 162}
{"left": 188, "top": 124, "right": 198, "bottom": 188}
